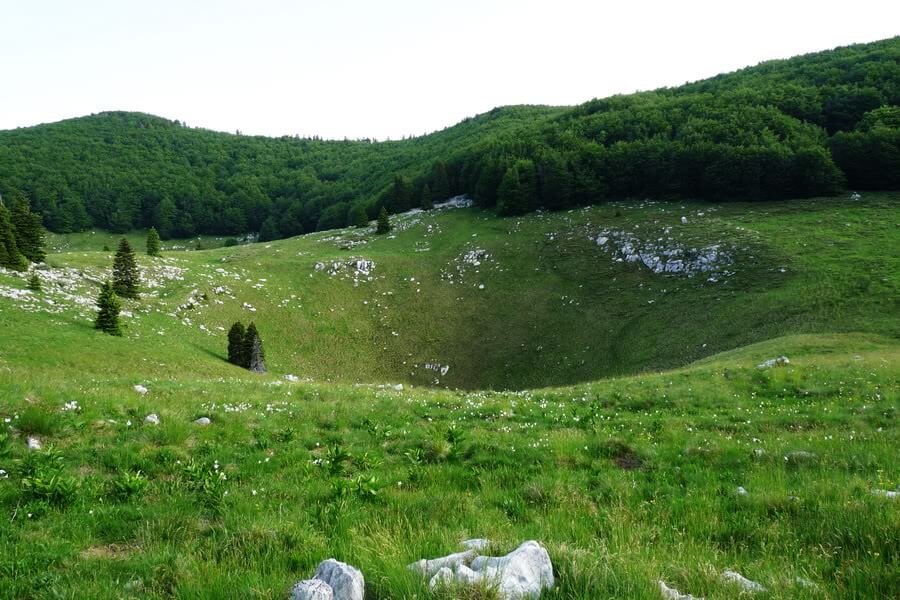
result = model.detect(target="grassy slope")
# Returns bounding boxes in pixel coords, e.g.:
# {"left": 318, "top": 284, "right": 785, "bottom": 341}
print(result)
{"left": 0, "top": 196, "right": 898, "bottom": 599}
{"left": 5, "top": 193, "right": 898, "bottom": 390}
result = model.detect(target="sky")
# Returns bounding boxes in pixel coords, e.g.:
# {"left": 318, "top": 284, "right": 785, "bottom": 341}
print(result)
{"left": 2, "top": 0, "right": 898, "bottom": 140}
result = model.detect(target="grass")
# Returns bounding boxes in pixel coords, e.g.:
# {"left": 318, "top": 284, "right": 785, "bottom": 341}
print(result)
{"left": 0, "top": 194, "right": 897, "bottom": 598}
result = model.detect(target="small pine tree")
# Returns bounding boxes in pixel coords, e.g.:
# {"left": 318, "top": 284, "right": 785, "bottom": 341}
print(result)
{"left": 376, "top": 207, "right": 391, "bottom": 234}
{"left": 0, "top": 203, "right": 27, "bottom": 271}
{"left": 349, "top": 204, "right": 369, "bottom": 228}
{"left": 248, "top": 334, "right": 267, "bottom": 374}
{"left": 419, "top": 184, "right": 433, "bottom": 210}
{"left": 242, "top": 322, "right": 265, "bottom": 372}
{"left": 94, "top": 281, "right": 122, "bottom": 336}
{"left": 227, "top": 321, "right": 246, "bottom": 366}
{"left": 112, "top": 238, "right": 139, "bottom": 299}
{"left": 27, "top": 272, "right": 41, "bottom": 292}
{"left": 10, "top": 200, "right": 46, "bottom": 263}
{"left": 146, "top": 227, "right": 161, "bottom": 256}
{"left": 102, "top": 244, "right": 111, "bottom": 252}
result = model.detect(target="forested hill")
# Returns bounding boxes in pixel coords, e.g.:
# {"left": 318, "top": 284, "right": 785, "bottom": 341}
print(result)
{"left": 1, "top": 36, "right": 898, "bottom": 239}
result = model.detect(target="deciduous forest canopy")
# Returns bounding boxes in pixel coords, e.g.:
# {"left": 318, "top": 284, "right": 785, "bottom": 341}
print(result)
{"left": 1, "top": 37, "right": 897, "bottom": 239}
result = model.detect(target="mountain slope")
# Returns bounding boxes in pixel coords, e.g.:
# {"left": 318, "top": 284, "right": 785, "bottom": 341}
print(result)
{"left": 0, "top": 37, "right": 897, "bottom": 238}
{"left": 1, "top": 193, "right": 897, "bottom": 390}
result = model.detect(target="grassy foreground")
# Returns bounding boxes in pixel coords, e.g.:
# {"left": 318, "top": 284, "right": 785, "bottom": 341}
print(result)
{"left": 0, "top": 195, "right": 898, "bottom": 598}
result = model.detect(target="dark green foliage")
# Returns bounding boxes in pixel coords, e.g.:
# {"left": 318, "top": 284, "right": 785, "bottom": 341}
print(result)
{"left": 27, "top": 272, "right": 41, "bottom": 291}
{"left": 348, "top": 204, "right": 369, "bottom": 228}
{"left": 376, "top": 207, "right": 391, "bottom": 234}
{"left": 112, "top": 238, "right": 139, "bottom": 299}
{"left": 419, "top": 184, "right": 433, "bottom": 210}
{"left": 10, "top": 200, "right": 46, "bottom": 263}
{"left": 227, "top": 322, "right": 246, "bottom": 366}
{"left": 0, "top": 38, "right": 897, "bottom": 237}
{"left": 497, "top": 160, "right": 538, "bottom": 216}
{"left": 146, "top": 227, "right": 161, "bottom": 256}
{"left": 242, "top": 322, "right": 265, "bottom": 373}
{"left": 94, "top": 280, "right": 122, "bottom": 336}
{"left": 223, "top": 238, "right": 239, "bottom": 247}
{"left": 0, "top": 202, "right": 27, "bottom": 270}
{"left": 258, "top": 216, "right": 279, "bottom": 242}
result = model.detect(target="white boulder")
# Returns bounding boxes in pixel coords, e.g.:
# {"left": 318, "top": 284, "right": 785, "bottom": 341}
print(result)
{"left": 134, "top": 384, "right": 148, "bottom": 394}
{"left": 313, "top": 559, "right": 364, "bottom": 600}
{"left": 291, "top": 579, "right": 333, "bottom": 600}
{"left": 470, "top": 541, "right": 554, "bottom": 600}
{"left": 658, "top": 580, "right": 703, "bottom": 600}
{"left": 756, "top": 356, "right": 790, "bottom": 369}
{"left": 144, "top": 413, "right": 160, "bottom": 425}
{"left": 194, "top": 417, "right": 211, "bottom": 426}
{"left": 721, "top": 570, "right": 766, "bottom": 593}
{"left": 26, "top": 436, "right": 42, "bottom": 450}
{"left": 409, "top": 549, "right": 476, "bottom": 578}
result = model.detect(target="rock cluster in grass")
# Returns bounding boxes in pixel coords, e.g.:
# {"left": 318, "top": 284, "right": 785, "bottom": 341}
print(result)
{"left": 410, "top": 539, "right": 554, "bottom": 600}
{"left": 292, "top": 559, "right": 364, "bottom": 600}
{"left": 757, "top": 355, "right": 790, "bottom": 368}
{"left": 658, "top": 580, "right": 702, "bottom": 600}
{"left": 595, "top": 229, "right": 733, "bottom": 278}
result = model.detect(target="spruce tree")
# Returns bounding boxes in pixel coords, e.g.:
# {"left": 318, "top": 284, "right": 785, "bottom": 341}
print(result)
{"left": 227, "top": 321, "right": 246, "bottom": 366}
{"left": 10, "top": 200, "right": 46, "bottom": 263}
{"left": 349, "top": 204, "right": 369, "bottom": 228}
{"left": 376, "top": 207, "right": 391, "bottom": 234}
{"left": 430, "top": 161, "right": 450, "bottom": 201}
{"left": 27, "top": 272, "right": 41, "bottom": 292}
{"left": 419, "top": 184, "right": 433, "bottom": 210}
{"left": 242, "top": 322, "right": 265, "bottom": 372}
{"left": 94, "top": 281, "right": 122, "bottom": 336}
{"left": 0, "top": 203, "right": 27, "bottom": 271}
{"left": 112, "top": 238, "right": 139, "bottom": 299}
{"left": 146, "top": 227, "right": 161, "bottom": 256}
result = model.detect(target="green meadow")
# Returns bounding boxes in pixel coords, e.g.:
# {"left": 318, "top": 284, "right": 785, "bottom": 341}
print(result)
{"left": 0, "top": 194, "right": 897, "bottom": 599}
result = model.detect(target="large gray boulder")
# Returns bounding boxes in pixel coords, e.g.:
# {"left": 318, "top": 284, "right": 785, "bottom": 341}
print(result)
{"left": 313, "top": 559, "right": 364, "bottom": 600}
{"left": 291, "top": 579, "right": 334, "bottom": 600}
{"left": 409, "top": 549, "right": 476, "bottom": 578}
{"left": 470, "top": 541, "right": 554, "bottom": 599}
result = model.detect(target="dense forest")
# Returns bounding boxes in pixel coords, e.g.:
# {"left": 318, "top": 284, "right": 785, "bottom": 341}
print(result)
{"left": 0, "top": 37, "right": 898, "bottom": 239}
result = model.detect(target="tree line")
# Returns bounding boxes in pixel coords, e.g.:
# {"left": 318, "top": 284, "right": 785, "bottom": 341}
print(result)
{"left": 1, "top": 37, "right": 897, "bottom": 238}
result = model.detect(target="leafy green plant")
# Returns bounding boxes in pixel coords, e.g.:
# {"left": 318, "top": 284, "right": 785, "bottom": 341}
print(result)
{"left": 323, "top": 443, "right": 352, "bottom": 476}
{"left": 180, "top": 459, "right": 227, "bottom": 514}
{"left": 20, "top": 472, "right": 79, "bottom": 507}
{"left": 109, "top": 470, "right": 148, "bottom": 501}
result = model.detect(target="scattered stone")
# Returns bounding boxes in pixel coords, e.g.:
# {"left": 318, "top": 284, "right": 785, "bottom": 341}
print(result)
{"left": 194, "top": 417, "right": 211, "bottom": 426}
{"left": 756, "top": 356, "right": 789, "bottom": 369}
{"left": 134, "top": 384, "right": 149, "bottom": 394}
{"left": 721, "top": 570, "right": 766, "bottom": 593}
{"left": 736, "top": 486, "right": 748, "bottom": 496}
{"left": 313, "top": 559, "right": 364, "bottom": 600}
{"left": 658, "top": 580, "right": 703, "bottom": 600}
{"left": 794, "top": 576, "right": 818, "bottom": 589}
{"left": 680, "top": 216, "right": 688, "bottom": 224}
{"left": 291, "top": 579, "right": 334, "bottom": 600}
{"left": 784, "top": 450, "right": 818, "bottom": 464}
{"left": 462, "top": 538, "right": 491, "bottom": 551}
{"left": 470, "top": 541, "right": 554, "bottom": 600}
{"left": 144, "top": 413, "right": 160, "bottom": 425}
{"left": 752, "top": 448, "right": 766, "bottom": 458}
{"left": 871, "top": 489, "right": 898, "bottom": 499}
{"left": 393, "top": 384, "right": 404, "bottom": 391}
{"left": 429, "top": 567, "right": 454, "bottom": 590}
{"left": 27, "top": 436, "right": 42, "bottom": 450}
{"left": 409, "top": 549, "right": 476, "bottom": 578}
{"left": 284, "top": 374, "right": 300, "bottom": 382}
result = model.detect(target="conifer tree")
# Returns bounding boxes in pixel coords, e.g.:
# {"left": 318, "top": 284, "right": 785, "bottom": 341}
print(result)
{"left": 430, "top": 161, "right": 450, "bottom": 201}
{"left": 146, "top": 227, "right": 161, "bottom": 256}
{"left": 227, "top": 321, "right": 246, "bottom": 366}
{"left": 94, "top": 281, "right": 122, "bottom": 336}
{"left": 27, "top": 272, "right": 41, "bottom": 292}
{"left": 242, "top": 322, "right": 265, "bottom": 372}
{"left": 349, "top": 204, "right": 369, "bottom": 228}
{"left": 419, "top": 184, "right": 433, "bottom": 210}
{"left": 112, "top": 238, "right": 139, "bottom": 299}
{"left": 10, "top": 200, "right": 46, "bottom": 263}
{"left": 376, "top": 207, "right": 391, "bottom": 234}
{"left": 0, "top": 203, "right": 26, "bottom": 271}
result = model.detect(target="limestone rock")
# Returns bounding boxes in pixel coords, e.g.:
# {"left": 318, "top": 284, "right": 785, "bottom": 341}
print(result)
{"left": 134, "top": 384, "right": 148, "bottom": 394}
{"left": 144, "top": 413, "right": 160, "bottom": 425}
{"left": 429, "top": 567, "right": 454, "bottom": 590}
{"left": 409, "top": 549, "right": 476, "bottom": 578}
{"left": 721, "top": 570, "right": 766, "bottom": 593}
{"left": 756, "top": 356, "right": 789, "bottom": 369}
{"left": 291, "top": 579, "right": 333, "bottom": 600}
{"left": 194, "top": 417, "right": 211, "bottom": 426}
{"left": 26, "top": 436, "right": 42, "bottom": 450}
{"left": 658, "top": 580, "right": 703, "bottom": 600}
{"left": 313, "top": 559, "right": 364, "bottom": 600}
{"left": 470, "top": 540, "right": 554, "bottom": 600}
{"left": 462, "top": 538, "right": 491, "bottom": 551}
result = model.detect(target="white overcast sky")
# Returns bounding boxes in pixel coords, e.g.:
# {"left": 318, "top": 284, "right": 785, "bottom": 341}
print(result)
{"left": 2, "top": 0, "right": 898, "bottom": 140}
